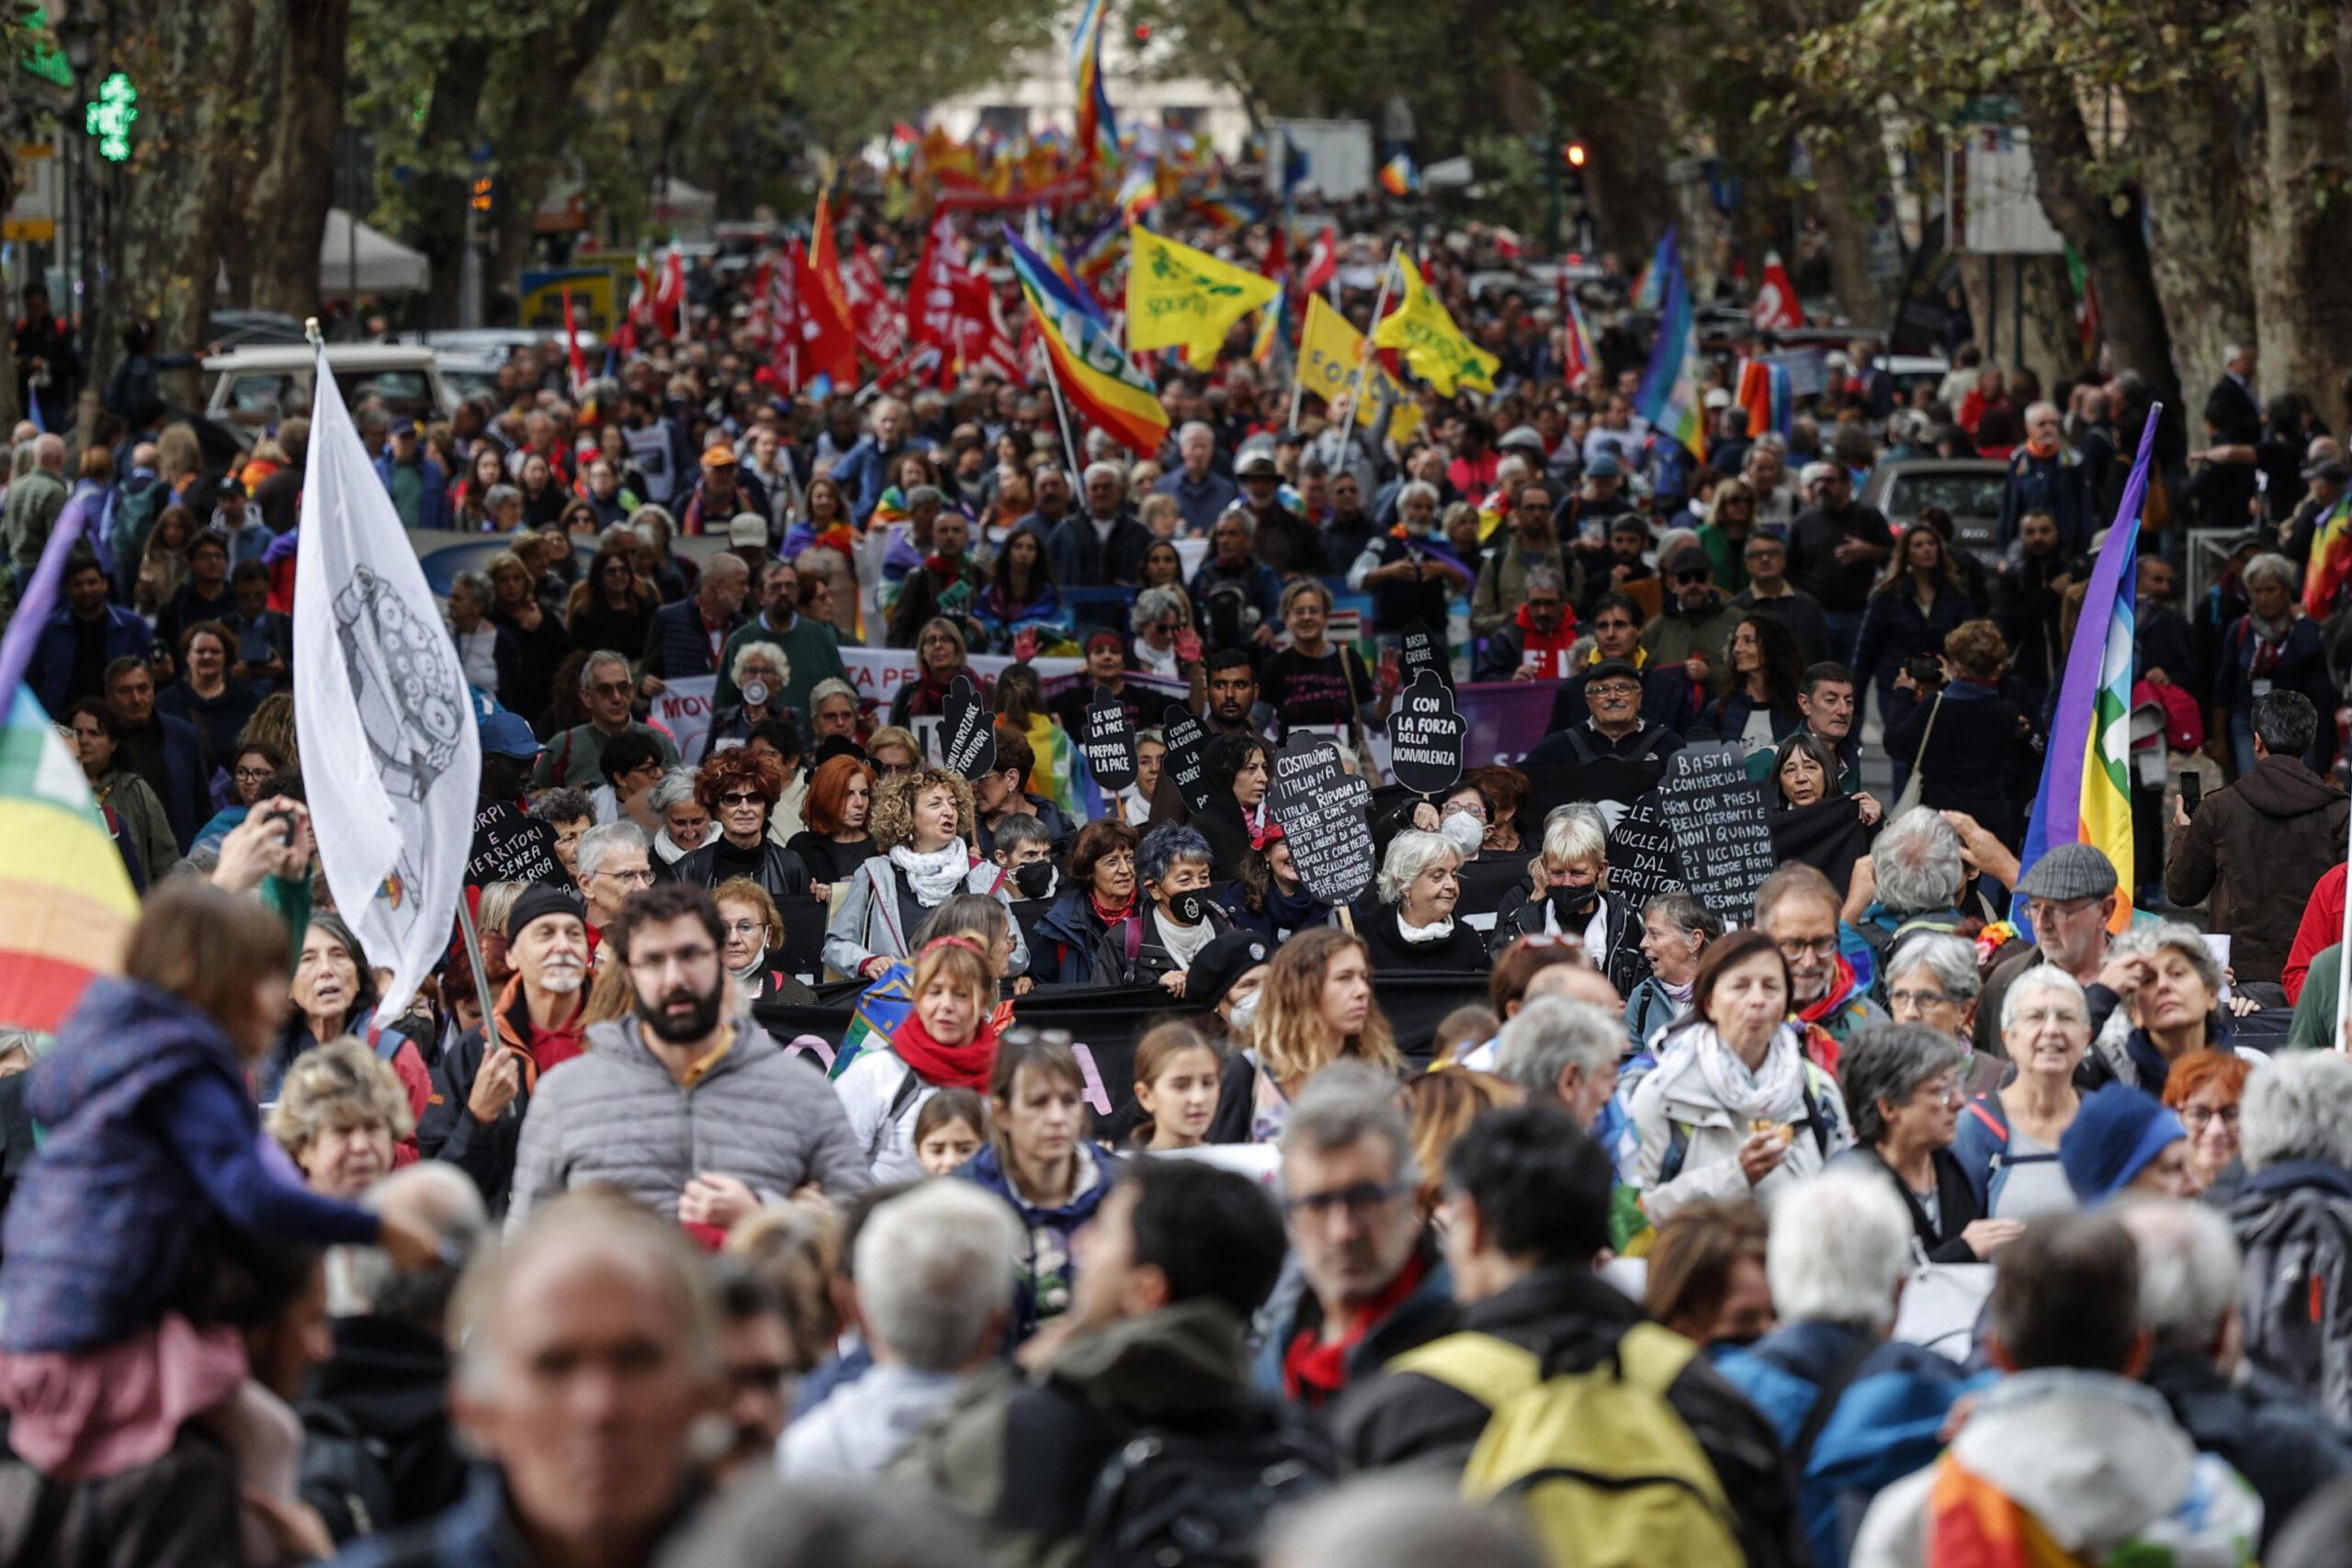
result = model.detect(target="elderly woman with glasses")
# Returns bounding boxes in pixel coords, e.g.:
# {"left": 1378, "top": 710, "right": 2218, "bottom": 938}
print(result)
{"left": 671, "top": 748, "right": 813, "bottom": 905}
{"left": 2161, "top": 1049, "right": 2252, "bottom": 1198}
{"left": 1837, "top": 1022, "right": 2020, "bottom": 1261}
{"left": 1952, "top": 966, "right": 2094, "bottom": 1220}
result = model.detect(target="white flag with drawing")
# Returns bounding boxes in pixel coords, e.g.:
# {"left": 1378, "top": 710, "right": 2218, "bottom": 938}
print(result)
{"left": 293, "top": 343, "right": 480, "bottom": 1017}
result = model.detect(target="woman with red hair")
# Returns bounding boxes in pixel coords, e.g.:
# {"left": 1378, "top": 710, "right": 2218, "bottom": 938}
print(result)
{"left": 2161, "top": 1049, "right": 2253, "bottom": 1197}
{"left": 669, "top": 746, "right": 813, "bottom": 903}
{"left": 786, "top": 753, "right": 878, "bottom": 901}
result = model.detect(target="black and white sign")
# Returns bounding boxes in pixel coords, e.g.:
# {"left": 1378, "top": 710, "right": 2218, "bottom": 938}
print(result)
{"left": 1084, "top": 683, "right": 1138, "bottom": 793}
{"left": 1386, "top": 670, "right": 1466, "bottom": 796}
{"left": 1269, "top": 732, "right": 1376, "bottom": 906}
{"left": 1654, "top": 745, "right": 1777, "bottom": 919}
{"left": 468, "top": 801, "right": 568, "bottom": 888}
{"left": 1160, "top": 703, "right": 1216, "bottom": 815}
{"left": 1398, "top": 620, "right": 1453, "bottom": 693}
{"left": 940, "top": 674, "right": 997, "bottom": 780}
{"left": 1604, "top": 794, "right": 1687, "bottom": 912}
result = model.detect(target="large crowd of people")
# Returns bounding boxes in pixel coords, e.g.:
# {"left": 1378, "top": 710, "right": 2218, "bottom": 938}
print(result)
{"left": 7, "top": 185, "right": 2352, "bottom": 1568}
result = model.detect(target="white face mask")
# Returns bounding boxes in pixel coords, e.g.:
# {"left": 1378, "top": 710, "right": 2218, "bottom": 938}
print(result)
{"left": 1227, "top": 992, "right": 1260, "bottom": 1035}
{"left": 1440, "top": 812, "right": 1485, "bottom": 856}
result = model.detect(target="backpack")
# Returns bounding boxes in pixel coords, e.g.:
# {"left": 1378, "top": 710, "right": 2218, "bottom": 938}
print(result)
{"left": 1390, "top": 1323, "right": 1743, "bottom": 1568}
{"left": 1958, "top": 1097, "right": 2059, "bottom": 1213}
{"left": 297, "top": 1400, "right": 401, "bottom": 1546}
{"left": 2232, "top": 1179, "right": 2352, "bottom": 1426}
{"left": 1080, "top": 1397, "right": 1335, "bottom": 1568}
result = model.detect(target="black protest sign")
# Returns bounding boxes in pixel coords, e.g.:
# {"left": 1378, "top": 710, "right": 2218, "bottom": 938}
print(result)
{"left": 1386, "top": 669, "right": 1466, "bottom": 796}
{"left": 1605, "top": 793, "right": 1687, "bottom": 911}
{"left": 1160, "top": 703, "right": 1216, "bottom": 815}
{"left": 1083, "top": 683, "right": 1138, "bottom": 793}
{"left": 469, "top": 801, "right": 568, "bottom": 887}
{"left": 1654, "top": 745, "right": 1778, "bottom": 919}
{"left": 1269, "top": 731, "right": 1376, "bottom": 906}
{"left": 1399, "top": 620, "right": 1453, "bottom": 692}
{"left": 940, "top": 674, "right": 997, "bottom": 780}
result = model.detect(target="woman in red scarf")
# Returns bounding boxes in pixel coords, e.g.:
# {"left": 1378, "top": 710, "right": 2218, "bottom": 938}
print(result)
{"left": 887, "top": 616, "right": 987, "bottom": 729}
{"left": 1031, "top": 821, "right": 1145, "bottom": 985}
{"left": 834, "top": 934, "right": 1005, "bottom": 1182}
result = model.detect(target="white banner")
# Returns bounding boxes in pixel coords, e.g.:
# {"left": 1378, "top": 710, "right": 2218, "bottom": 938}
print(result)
{"left": 294, "top": 344, "right": 481, "bottom": 1017}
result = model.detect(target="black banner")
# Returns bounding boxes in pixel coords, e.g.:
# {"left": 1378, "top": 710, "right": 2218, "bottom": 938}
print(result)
{"left": 469, "top": 802, "right": 567, "bottom": 887}
{"left": 1084, "top": 683, "right": 1139, "bottom": 793}
{"left": 1387, "top": 669, "right": 1466, "bottom": 796}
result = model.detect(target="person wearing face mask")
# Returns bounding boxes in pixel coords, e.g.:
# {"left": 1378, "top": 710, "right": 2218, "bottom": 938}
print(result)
{"left": 1131, "top": 824, "right": 1238, "bottom": 998}
{"left": 1356, "top": 829, "right": 1489, "bottom": 973}
{"left": 1490, "top": 805, "right": 1649, "bottom": 996}
{"left": 989, "top": 816, "right": 1061, "bottom": 903}
{"left": 418, "top": 886, "right": 593, "bottom": 1210}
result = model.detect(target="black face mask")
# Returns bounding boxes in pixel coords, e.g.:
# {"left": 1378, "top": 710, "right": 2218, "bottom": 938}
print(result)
{"left": 1549, "top": 884, "right": 1600, "bottom": 922}
{"left": 1167, "top": 889, "right": 1207, "bottom": 927}
{"left": 1013, "top": 861, "right": 1056, "bottom": 900}
{"left": 1712, "top": 1330, "right": 1766, "bottom": 1352}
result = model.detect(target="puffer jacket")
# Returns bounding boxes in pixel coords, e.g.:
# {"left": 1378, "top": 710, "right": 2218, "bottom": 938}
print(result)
{"left": 1629, "top": 1022, "right": 1853, "bottom": 1224}
{"left": 503, "top": 1016, "right": 870, "bottom": 1229}
{"left": 2165, "top": 753, "right": 2350, "bottom": 986}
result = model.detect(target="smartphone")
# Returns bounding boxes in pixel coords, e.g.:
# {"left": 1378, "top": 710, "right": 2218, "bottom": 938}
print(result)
{"left": 2180, "top": 773, "right": 2202, "bottom": 817}
{"left": 265, "top": 807, "right": 298, "bottom": 847}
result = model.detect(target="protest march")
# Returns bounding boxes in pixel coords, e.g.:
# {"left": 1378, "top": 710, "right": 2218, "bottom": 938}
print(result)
{"left": 9, "top": 8, "right": 2352, "bottom": 1564}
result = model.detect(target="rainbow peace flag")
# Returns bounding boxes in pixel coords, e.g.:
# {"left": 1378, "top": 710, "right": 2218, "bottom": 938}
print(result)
{"left": 1378, "top": 152, "right": 1419, "bottom": 197}
{"left": 1632, "top": 227, "right": 1707, "bottom": 461}
{"left": 2308, "top": 491, "right": 2352, "bottom": 616}
{"left": 2016, "top": 407, "right": 2160, "bottom": 936}
{"left": 1070, "top": 0, "right": 1119, "bottom": 170}
{"left": 1189, "top": 193, "right": 1260, "bottom": 231}
{"left": 0, "top": 687, "right": 140, "bottom": 1032}
{"left": 1114, "top": 164, "right": 1159, "bottom": 227}
{"left": 1071, "top": 215, "right": 1124, "bottom": 284}
{"left": 1006, "top": 229, "right": 1170, "bottom": 457}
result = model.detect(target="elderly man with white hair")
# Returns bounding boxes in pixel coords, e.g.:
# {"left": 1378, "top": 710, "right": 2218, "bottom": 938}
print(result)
{"left": 1851, "top": 807, "right": 1972, "bottom": 953}
{"left": 1716, "top": 1168, "right": 1973, "bottom": 1568}
{"left": 2231, "top": 1052, "right": 2352, "bottom": 1426}
{"left": 1152, "top": 419, "right": 1239, "bottom": 535}
{"left": 780, "top": 1180, "right": 1020, "bottom": 1480}
{"left": 2122, "top": 1200, "right": 2352, "bottom": 1551}
{"left": 1997, "top": 398, "right": 2088, "bottom": 551}
{"left": 1494, "top": 996, "right": 1623, "bottom": 1126}
{"left": 1046, "top": 457, "right": 1154, "bottom": 588}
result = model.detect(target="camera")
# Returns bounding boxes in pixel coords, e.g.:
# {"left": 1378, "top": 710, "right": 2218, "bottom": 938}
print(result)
{"left": 1905, "top": 655, "right": 1945, "bottom": 689}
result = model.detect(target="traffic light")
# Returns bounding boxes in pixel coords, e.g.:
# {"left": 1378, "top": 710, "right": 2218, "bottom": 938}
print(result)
{"left": 1563, "top": 141, "right": 1588, "bottom": 169}
{"left": 85, "top": 72, "right": 138, "bottom": 164}
{"left": 469, "top": 175, "right": 494, "bottom": 213}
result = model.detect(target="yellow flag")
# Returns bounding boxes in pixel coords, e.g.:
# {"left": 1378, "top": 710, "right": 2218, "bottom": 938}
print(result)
{"left": 1296, "top": 295, "right": 1423, "bottom": 446}
{"left": 1371, "top": 254, "right": 1498, "bottom": 395}
{"left": 1126, "top": 228, "right": 1280, "bottom": 364}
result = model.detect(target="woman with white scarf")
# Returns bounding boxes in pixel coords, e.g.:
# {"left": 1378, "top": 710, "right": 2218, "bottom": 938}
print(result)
{"left": 824, "top": 767, "right": 1029, "bottom": 982}
{"left": 1351, "top": 829, "right": 1488, "bottom": 971}
{"left": 1632, "top": 927, "right": 1853, "bottom": 1223}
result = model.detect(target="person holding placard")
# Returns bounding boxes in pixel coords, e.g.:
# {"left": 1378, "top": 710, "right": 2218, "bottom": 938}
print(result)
{"left": 1261, "top": 581, "right": 1382, "bottom": 754}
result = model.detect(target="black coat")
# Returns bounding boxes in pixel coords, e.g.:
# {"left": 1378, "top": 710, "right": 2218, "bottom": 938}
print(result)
{"left": 300, "top": 1314, "right": 469, "bottom": 1543}
{"left": 670, "top": 836, "right": 812, "bottom": 904}
{"left": 1882, "top": 679, "right": 2027, "bottom": 848}
{"left": 1333, "top": 1268, "right": 1806, "bottom": 1568}
{"left": 1352, "top": 898, "right": 1490, "bottom": 973}
{"left": 2144, "top": 1348, "right": 2352, "bottom": 1551}
{"left": 1491, "top": 886, "right": 1648, "bottom": 995}
{"left": 1843, "top": 1145, "right": 1984, "bottom": 1264}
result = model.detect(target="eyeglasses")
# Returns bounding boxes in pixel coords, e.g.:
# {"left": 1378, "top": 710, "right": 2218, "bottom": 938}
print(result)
{"left": 723, "top": 919, "right": 764, "bottom": 939}
{"left": 1589, "top": 682, "right": 1641, "bottom": 698}
{"left": 1281, "top": 1180, "right": 1403, "bottom": 1220}
{"left": 1888, "top": 987, "right": 1955, "bottom": 1011}
{"left": 598, "top": 866, "right": 656, "bottom": 886}
{"left": 719, "top": 791, "right": 767, "bottom": 808}
{"left": 590, "top": 680, "right": 633, "bottom": 698}
{"left": 233, "top": 766, "right": 275, "bottom": 784}
{"left": 1774, "top": 934, "right": 1838, "bottom": 959}
{"left": 1674, "top": 571, "right": 1712, "bottom": 585}
{"left": 1912, "top": 1075, "right": 1965, "bottom": 1106}
{"left": 2180, "top": 1104, "right": 2240, "bottom": 1132}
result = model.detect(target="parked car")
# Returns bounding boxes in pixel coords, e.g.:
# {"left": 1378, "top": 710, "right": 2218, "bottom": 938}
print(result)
{"left": 203, "top": 344, "right": 456, "bottom": 440}
{"left": 1860, "top": 457, "right": 2007, "bottom": 558}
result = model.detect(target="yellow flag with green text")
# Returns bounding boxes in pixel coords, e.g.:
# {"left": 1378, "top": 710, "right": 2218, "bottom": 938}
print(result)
{"left": 1126, "top": 228, "right": 1280, "bottom": 365}
{"left": 1297, "top": 295, "right": 1423, "bottom": 446}
{"left": 1372, "top": 254, "right": 1498, "bottom": 394}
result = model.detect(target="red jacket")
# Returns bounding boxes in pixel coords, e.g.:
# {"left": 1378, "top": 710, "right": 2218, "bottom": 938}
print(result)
{"left": 1507, "top": 601, "right": 1581, "bottom": 680}
{"left": 2286, "top": 862, "right": 2346, "bottom": 1004}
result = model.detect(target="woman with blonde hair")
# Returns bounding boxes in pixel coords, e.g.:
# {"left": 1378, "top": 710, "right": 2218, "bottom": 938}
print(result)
{"left": 1397, "top": 1067, "right": 1523, "bottom": 1217}
{"left": 825, "top": 768, "right": 1027, "bottom": 982}
{"left": 266, "top": 1038, "right": 415, "bottom": 1199}
{"left": 1251, "top": 927, "right": 1402, "bottom": 1142}
{"left": 835, "top": 934, "right": 1007, "bottom": 1179}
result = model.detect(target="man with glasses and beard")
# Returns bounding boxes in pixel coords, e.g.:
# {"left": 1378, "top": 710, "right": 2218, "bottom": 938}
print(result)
{"left": 422, "top": 886, "right": 595, "bottom": 1211}
{"left": 504, "top": 882, "right": 868, "bottom": 1235}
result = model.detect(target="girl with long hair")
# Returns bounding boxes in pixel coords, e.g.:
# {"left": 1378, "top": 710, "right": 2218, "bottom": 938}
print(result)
{"left": 1250, "top": 928, "right": 1401, "bottom": 1142}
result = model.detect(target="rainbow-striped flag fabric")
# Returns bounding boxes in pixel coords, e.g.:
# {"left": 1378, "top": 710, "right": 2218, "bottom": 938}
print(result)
{"left": 1735, "top": 356, "right": 1792, "bottom": 439}
{"left": 1070, "top": 0, "right": 1119, "bottom": 170}
{"left": 0, "top": 687, "right": 140, "bottom": 1032}
{"left": 1559, "top": 278, "right": 1595, "bottom": 387}
{"left": 2016, "top": 407, "right": 2160, "bottom": 936}
{"left": 1007, "top": 230, "right": 1170, "bottom": 457}
{"left": 2307, "top": 490, "right": 2352, "bottom": 617}
{"left": 1632, "top": 227, "right": 1707, "bottom": 461}
{"left": 1378, "top": 152, "right": 1419, "bottom": 197}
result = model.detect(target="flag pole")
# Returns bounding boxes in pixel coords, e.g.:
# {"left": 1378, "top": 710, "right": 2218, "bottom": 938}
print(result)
{"left": 1035, "top": 333, "right": 1085, "bottom": 473}
{"left": 452, "top": 889, "right": 504, "bottom": 1056}
{"left": 2336, "top": 808, "right": 2352, "bottom": 1050}
{"left": 1331, "top": 242, "right": 1401, "bottom": 434}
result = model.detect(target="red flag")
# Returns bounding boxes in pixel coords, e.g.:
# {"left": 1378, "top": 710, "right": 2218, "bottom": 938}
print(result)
{"left": 763, "top": 243, "right": 801, "bottom": 391}
{"left": 1752, "top": 250, "right": 1804, "bottom": 332}
{"left": 1302, "top": 226, "right": 1339, "bottom": 294}
{"left": 802, "top": 195, "right": 861, "bottom": 388}
{"left": 652, "top": 244, "right": 687, "bottom": 341}
{"left": 909, "top": 210, "right": 968, "bottom": 374}
{"left": 842, "top": 241, "right": 907, "bottom": 365}
{"left": 560, "top": 287, "right": 588, "bottom": 396}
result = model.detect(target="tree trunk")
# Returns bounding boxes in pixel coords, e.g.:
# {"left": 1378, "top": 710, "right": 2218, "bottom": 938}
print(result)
{"left": 2012, "top": 83, "right": 2175, "bottom": 397}
{"left": 1574, "top": 91, "right": 1674, "bottom": 263}
{"left": 2131, "top": 78, "right": 2255, "bottom": 409}
{"left": 1807, "top": 124, "right": 1888, "bottom": 327}
{"left": 406, "top": 36, "right": 494, "bottom": 330}
{"left": 108, "top": 0, "right": 260, "bottom": 412}
{"left": 2247, "top": 0, "right": 2352, "bottom": 431}
{"left": 1956, "top": 252, "right": 2078, "bottom": 389}
{"left": 481, "top": 4, "right": 626, "bottom": 316}
{"left": 247, "top": 0, "right": 350, "bottom": 317}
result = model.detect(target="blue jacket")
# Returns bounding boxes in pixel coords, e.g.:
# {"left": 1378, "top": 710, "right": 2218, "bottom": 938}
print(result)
{"left": 1715, "top": 1319, "right": 1979, "bottom": 1568}
{"left": 1996, "top": 446, "right": 2089, "bottom": 551}
{"left": 373, "top": 450, "right": 452, "bottom": 531}
{"left": 956, "top": 1140, "right": 1119, "bottom": 1346}
{"left": 28, "top": 603, "right": 149, "bottom": 716}
{"left": 643, "top": 596, "right": 744, "bottom": 682}
{"left": 0, "top": 978, "right": 375, "bottom": 1353}
{"left": 835, "top": 435, "right": 911, "bottom": 524}
{"left": 329, "top": 1463, "right": 700, "bottom": 1567}
{"left": 138, "top": 709, "right": 214, "bottom": 852}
